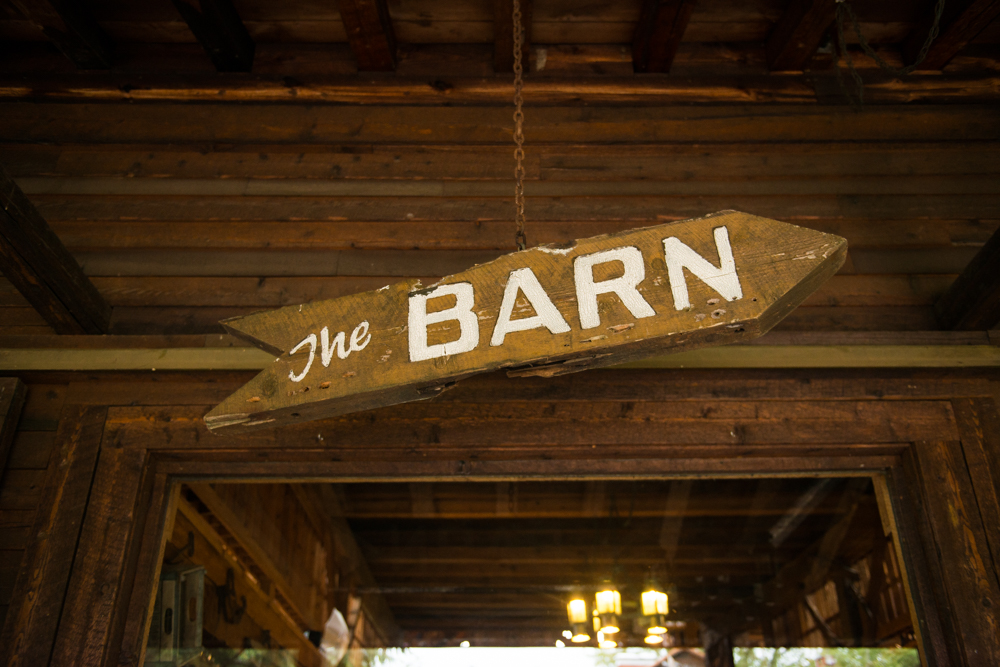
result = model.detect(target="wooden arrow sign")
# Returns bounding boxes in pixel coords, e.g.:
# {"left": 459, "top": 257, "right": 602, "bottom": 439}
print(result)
{"left": 206, "top": 211, "right": 846, "bottom": 432}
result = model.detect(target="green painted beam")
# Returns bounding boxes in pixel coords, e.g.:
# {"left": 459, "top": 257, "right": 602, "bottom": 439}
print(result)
{"left": 1, "top": 345, "right": 998, "bottom": 372}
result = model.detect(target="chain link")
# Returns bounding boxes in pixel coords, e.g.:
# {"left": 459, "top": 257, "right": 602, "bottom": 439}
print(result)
{"left": 512, "top": 0, "right": 527, "bottom": 251}
{"left": 834, "top": 0, "right": 946, "bottom": 106}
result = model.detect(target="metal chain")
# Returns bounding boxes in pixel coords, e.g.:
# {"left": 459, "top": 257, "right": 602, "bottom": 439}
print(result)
{"left": 834, "top": 0, "right": 946, "bottom": 106}
{"left": 512, "top": 0, "right": 527, "bottom": 251}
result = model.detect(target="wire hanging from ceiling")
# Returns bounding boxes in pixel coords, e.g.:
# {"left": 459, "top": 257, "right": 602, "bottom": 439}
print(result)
{"left": 833, "top": 0, "right": 947, "bottom": 106}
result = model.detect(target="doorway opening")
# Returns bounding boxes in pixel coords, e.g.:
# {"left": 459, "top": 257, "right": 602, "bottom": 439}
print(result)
{"left": 144, "top": 477, "right": 920, "bottom": 666}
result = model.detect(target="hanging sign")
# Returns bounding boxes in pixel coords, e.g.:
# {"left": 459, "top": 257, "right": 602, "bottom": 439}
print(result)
{"left": 205, "top": 211, "right": 846, "bottom": 433}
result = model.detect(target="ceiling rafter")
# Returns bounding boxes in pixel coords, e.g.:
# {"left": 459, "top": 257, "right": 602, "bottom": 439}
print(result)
{"left": 0, "top": 166, "right": 111, "bottom": 334}
{"left": 338, "top": 0, "right": 397, "bottom": 72}
{"left": 169, "top": 0, "right": 255, "bottom": 72}
{"left": 8, "top": 0, "right": 113, "bottom": 69}
{"left": 632, "top": 0, "right": 698, "bottom": 73}
{"left": 766, "top": 0, "right": 837, "bottom": 72}
{"left": 904, "top": 0, "right": 1000, "bottom": 70}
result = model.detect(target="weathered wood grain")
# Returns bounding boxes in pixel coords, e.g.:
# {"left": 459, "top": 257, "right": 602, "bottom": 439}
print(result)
{"left": 951, "top": 398, "right": 1000, "bottom": 584}
{"left": 29, "top": 194, "right": 1000, "bottom": 225}
{"left": 906, "top": 440, "right": 1000, "bottom": 665}
{"left": 2, "top": 104, "right": 996, "bottom": 145}
{"left": 935, "top": 223, "right": 1000, "bottom": 329}
{"left": 113, "top": 473, "right": 176, "bottom": 667}
{"left": 4, "top": 142, "right": 999, "bottom": 182}
{"left": 0, "top": 405, "right": 105, "bottom": 667}
{"left": 875, "top": 469, "right": 953, "bottom": 666}
{"left": 49, "top": 444, "right": 148, "bottom": 667}
{"left": 110, "top": 397, "right": 958, "bottom": 454}
{"left": 205, "top": 211, "right": 846, "bottom": 431}
{"left": 0, "top": 166, "right": 110, "bottom": 334}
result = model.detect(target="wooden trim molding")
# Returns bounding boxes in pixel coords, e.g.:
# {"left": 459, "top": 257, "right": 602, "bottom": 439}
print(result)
{"left": 2, "top": 343, "right": 999, "bottom": 371}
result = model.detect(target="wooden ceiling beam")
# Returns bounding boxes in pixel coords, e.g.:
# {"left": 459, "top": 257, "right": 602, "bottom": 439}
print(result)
{"left": 0, "top": 167, "right": 110, "bottom": 334}
{"left": 765, "top": 0, "right": 837, "bottom": 72}
{"left": 903, "top": 0, "right": 1000, "bottom": 70}
{"left": 494, "top": 0, "right": 533, "bottom": 73}
{"left": 632, "top": 0, "right": 697, "bottom": 73}
{"left": 0, "top": 378, "right": 26, "bottom": 482}
{"left": 337, "top": 0, "right": 396, "bottom": 72}
{"left": 169, "top": 0, "right": 255, "bottom": 72}
{"left": 8, "top": 0, "right": 113, "bottom": 69}
{"left": 935, "top": 225, "right": 1000, "bottom": 329}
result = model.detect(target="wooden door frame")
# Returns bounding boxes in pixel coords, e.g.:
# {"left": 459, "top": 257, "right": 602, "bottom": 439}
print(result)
{"left": 2, "top": 374, "right": 998, "bottom": 667}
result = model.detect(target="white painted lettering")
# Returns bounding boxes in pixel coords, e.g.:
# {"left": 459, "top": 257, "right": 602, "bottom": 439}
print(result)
{"left": 288, "top": 333, "right": 317, "bottom": 382}
{"left": 490, "top": 268, "right": 570, "bottom": 346}
{"left": 320, "top": 327, "right": 349, "bottom": 366}
{"left": 350, "top": 321, "right": 371, "bottom": 352}
{"left": 408, "top": 283, "right": 480, "bottom": 362}
{"left": 574, "top": 246, "right": 656, "bottom": 330}
{"left": 663, "top": 226, "right": 742, "bottom": 310}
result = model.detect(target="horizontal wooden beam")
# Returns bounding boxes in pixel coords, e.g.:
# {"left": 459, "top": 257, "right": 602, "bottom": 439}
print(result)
{"left": 766, "top": 0, "right": 836, "bottom": 72}
{"left": 169, "top": 0, "right": 255, "bottom": 72}
{"left": 3, "top": 104, "right": 997, "bottom": 145}
{"left": 338, "top": 0, "right": 396, "bottom": 71}
{"left": 632, "top": 0, "right": 698, "bottom": 73}
{"left": 8, "top": 0, "right": 113, "bottom": 69}
{"left": 3, "top": 71, "right": 999, "bottom": 105}
{"left": 935, "top": 225, "right": 1000, "bottom": 329}
{"left": 903, "top": 0, "right": 1000, "bottom": 70}
{"left": 2, "top": 344, "right": 998, "bottom": 371}
{"left": 0, "top": 167, "right": 110, "bottom": 334}
{"left": 171, "top": 497, "right": 326, "bottom": 665}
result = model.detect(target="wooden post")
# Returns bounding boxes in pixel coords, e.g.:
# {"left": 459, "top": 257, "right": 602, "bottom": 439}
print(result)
{"left": 887, "top": 440, "right": 1000, "bottom": 667}
{"left": 0, "top": 378, "right": 26, "bottom": 481}
{"left": 49, "top": 445, "right": 150, "bottom": 667}
{"left": 0, "top": 166, "right": 111, "bottom": 334}
{"left": 0, "top": 405, "right": 106, "bottom": 667}
{"left": 951, "top": 398, "right": 1000, "bottom": 581}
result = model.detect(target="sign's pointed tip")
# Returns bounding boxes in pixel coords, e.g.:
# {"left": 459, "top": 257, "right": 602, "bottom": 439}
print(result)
{"left": 221, "top": 314, "right": 285, "bottom": 356}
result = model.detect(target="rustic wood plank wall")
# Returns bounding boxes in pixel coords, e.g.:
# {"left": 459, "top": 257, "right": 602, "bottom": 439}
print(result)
{"left": 0, "top": 103, "right": 997, "bottom": 337}
{"left": 0, "top": 369, "right": 997, "bottom": 662}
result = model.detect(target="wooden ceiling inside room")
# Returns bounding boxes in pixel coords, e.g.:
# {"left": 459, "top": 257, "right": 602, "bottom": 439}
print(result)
{"left": 178, "top": 478, "right": 897, "bottom": 649}
{"left": 0, "top": 0, "right": 998, "bottom": 339}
